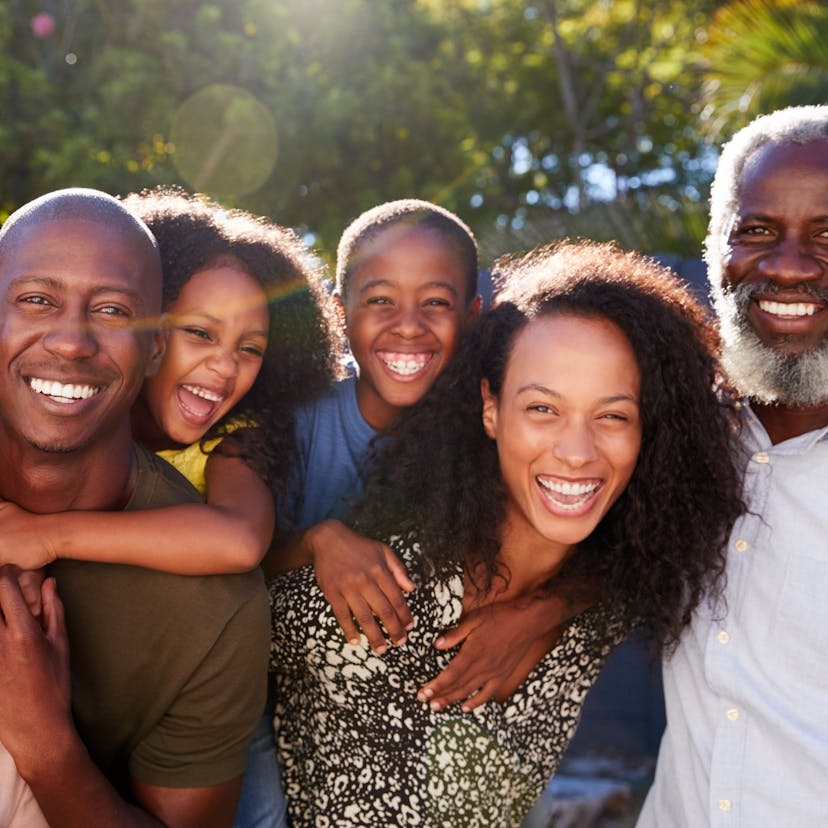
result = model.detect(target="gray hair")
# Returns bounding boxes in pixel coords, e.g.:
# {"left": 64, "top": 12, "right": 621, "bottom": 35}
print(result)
{"left": 705, "top": 105, "right": 828, "bottom": 297}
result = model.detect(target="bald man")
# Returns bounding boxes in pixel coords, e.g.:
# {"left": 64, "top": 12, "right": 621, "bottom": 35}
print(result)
{"left": 0, "top": 189, "right": 268, "bottom": 828}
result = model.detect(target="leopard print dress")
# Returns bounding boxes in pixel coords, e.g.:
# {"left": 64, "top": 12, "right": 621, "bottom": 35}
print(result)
{"left": 270, "top": 535, "right": 627, "bottom": 828}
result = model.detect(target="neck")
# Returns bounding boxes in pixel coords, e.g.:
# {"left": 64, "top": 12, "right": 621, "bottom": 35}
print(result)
{"left": 753, "top": 399, "right": 828, "bottom": 445}
{"left": 354, "top": 381, "right": 402, "bottom": 432}
{"left": 485, "top": 515, "right": 573, "bottom": 601}
{"left": 0, "top": 427, "right": 137, "bottom": 513}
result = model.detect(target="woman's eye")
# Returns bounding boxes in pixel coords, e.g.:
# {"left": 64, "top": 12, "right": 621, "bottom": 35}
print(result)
{"left": 241, "top": 345, "right": 264, "bottom": 358}
{"left": 183, "top": 326, "right": 211, "bottom": 340}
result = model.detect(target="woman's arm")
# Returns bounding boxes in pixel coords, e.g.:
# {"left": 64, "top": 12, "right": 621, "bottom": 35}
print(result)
{"left": 0, "top": 455, "right": 274, "bottom": 575}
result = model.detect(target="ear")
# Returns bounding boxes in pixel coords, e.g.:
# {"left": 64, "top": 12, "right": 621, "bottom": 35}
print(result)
{"left": 480, "top": 378, "right": 498, "bottom": 440}
{"left": 465, "top": 295, "right": 482, "bottom": 326}
{"left": 144, "top": 317, "right": 168, "bottom": 379}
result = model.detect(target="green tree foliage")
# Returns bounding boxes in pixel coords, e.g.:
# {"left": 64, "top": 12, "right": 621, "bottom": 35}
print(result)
{"left": 698, "top": 0, "right": 828, "bottom": 138}
{"left": 3, "top": 0, "right": 823, "bottom": 260}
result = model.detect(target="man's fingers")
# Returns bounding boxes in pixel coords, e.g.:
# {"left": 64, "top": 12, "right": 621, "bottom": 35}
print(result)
{"left": 0, "top": 566, "right": 30, "bottom": 627}
{"left": 433, "top": 615, "right": 481, "bottom": 650}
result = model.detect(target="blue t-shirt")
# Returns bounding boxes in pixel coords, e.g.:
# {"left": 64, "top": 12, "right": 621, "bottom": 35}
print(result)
{"left": 287, "top": 377, "right": 377, "bottom": 529}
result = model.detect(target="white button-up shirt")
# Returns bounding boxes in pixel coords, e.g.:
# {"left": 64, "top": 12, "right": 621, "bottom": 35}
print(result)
{"left": 638, "top": 405, "right": 828, "bottom": 827}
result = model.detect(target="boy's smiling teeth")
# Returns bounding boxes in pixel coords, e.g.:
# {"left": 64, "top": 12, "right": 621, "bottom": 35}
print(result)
{"left": 378, "top": 352, "right": 433, "bottom": 376}
{"left": 29, "top": 377, "right": 101, "bottom": 401}
{"left": 757, "top": 299, "right": 818, "bottom": 318}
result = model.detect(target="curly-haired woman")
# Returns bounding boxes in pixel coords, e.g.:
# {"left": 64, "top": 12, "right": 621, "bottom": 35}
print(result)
{"left": 270, "top": 240, "right": 744, "bottom": 827}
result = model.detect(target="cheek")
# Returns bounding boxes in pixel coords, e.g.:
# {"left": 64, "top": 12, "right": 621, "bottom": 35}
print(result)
{"left": 610, "top": 431, "right": 642, "bottom": 488}
{"left": 232, "top": 363, "right": 262, "bottom": 403}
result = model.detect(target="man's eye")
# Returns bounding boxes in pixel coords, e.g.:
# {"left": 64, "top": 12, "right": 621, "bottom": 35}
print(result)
{"left": 19, "top": 295, "right": 51, "bottom": 306}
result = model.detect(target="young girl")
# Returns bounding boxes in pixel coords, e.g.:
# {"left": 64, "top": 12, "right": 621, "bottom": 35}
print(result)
{"left": 0, "top": 185, "right": 338, "bottom": 576}
{"left": 269, "top": 241, "right": 744, "bottom": 826}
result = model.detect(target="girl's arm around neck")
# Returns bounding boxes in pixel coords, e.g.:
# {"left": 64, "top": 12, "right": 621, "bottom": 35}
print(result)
{"left": 0, "top": 454, "right": 274, "bottom": 575}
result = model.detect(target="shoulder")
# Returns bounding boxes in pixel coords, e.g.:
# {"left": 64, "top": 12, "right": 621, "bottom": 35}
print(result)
{"left": 131, "top": 444, "right": 202, "bottom": 507}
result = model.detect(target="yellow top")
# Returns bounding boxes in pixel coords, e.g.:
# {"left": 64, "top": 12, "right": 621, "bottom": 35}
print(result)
{"left": 156, "top": 437, "right": 222, "bottom": 496}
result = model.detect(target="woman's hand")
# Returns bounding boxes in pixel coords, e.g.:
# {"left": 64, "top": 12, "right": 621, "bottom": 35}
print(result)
{"left": 0, "top": 501, "right": 56, "bottom": 571}
{"left": 309, "top": 520, "right": 415, "bottom": 652}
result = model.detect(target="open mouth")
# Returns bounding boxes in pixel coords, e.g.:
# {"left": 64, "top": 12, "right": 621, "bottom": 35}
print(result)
{"left": 537, "top": 476, "right": 602, "bottom": 511}
{"left": 377, "top": 351, "right": 434, "bottom": 379}
{"left": 29, "top": 377, "right": 102, "bottom": 404}
{"left": 177, "top": 383, "right": 227, "bottom": 424}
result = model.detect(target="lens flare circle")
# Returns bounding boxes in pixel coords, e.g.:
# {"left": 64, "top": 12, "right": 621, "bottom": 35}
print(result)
{"left": 171, "top": 84, "right": 277, "bottom": 199}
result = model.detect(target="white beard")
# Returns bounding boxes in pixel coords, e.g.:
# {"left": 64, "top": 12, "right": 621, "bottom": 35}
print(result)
{"left": 715, "top": 282, "right": 828, "bottom": 406}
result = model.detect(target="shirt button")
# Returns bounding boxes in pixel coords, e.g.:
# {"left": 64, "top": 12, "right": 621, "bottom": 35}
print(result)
{"left": 734, "top": 539, "right": 749, "bottom": 552}
{"left": 719, "top": 798, "right": 733, "bottom": 812}
{"left": 717, "top": 630, "right": 730, "bottom": 644}
{"left": 727, "top": 708, "right": 740, "bottom": 721}
{"left": 753, "top": 451, "right": 770, "bottom": 464}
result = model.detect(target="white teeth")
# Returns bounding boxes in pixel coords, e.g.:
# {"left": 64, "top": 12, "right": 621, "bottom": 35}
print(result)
{"left": 182, "top": 384, "right": 223, "bottom": 402}
{"left": 538, "top": 478, "right": 599, "bottom": 496}
{"left": 381, "top": 355, "right": 430, "bottom": 376}
{"left": 29, "top": 377, "right": 100, "bottom": 401}
{"left": 758, "top": 300, "right": 818, "bottom": 318}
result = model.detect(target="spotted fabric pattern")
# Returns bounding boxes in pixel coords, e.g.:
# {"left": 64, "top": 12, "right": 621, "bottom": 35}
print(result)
{"left": 270, "top": 535, "right": 626, "bottom": 827}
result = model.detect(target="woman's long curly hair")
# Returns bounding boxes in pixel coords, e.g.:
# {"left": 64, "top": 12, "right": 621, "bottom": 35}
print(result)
{"left": 122, "top": 187, "right": 343, "bottom": 504}
{"left": 356, "top": 241, "right": 744, "bottom": 652}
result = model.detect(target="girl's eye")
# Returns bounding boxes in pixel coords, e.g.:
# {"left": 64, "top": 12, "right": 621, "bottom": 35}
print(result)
{"left": 183, "top": 326, "right": 211, "bottom": 340}
{"left": 241, "top": 345, "right": 264, "bottom": 358}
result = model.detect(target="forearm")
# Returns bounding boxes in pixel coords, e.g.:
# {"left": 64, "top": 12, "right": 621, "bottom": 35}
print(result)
{"left": 262, "top": 520, "right": 337, "bottom": 577}
{"left": 48, "top": 505, "right": 266, "bottom": 574}
{"left": 20, "top": 724, "right": 163, "bottom": 828}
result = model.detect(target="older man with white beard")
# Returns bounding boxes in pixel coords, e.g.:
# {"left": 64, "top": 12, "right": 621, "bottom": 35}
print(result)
{"left": 638, "top": 105, "right": 828, "bottom": 827}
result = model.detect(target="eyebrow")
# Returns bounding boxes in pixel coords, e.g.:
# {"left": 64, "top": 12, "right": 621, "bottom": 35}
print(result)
{"left": 8, "top": 275, "right": 145, "bottom": 305}
{"left": 357, "top": 278, "right": 459, "bottom": 297}
{"left": 516, "top": 383, "right": 639, "bottom": 405}
{"left": 172, "top": 310, "right": 268, "bottom": 337}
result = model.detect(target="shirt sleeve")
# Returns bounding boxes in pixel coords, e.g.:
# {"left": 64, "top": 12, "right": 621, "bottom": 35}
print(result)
{"left": 129, "top": 584, "right": 270, "bottom": 788}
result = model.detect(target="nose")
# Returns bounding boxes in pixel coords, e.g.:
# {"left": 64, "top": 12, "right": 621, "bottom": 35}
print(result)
{"left": 42, "top": 317, "right": 98, "bottom": 360}
{"left": 205, "top": 348, "right": 239, "bottom": 380}
{"left": 391, "top": 304, "right": 427, "bottom": 338}
{"left": 757, "top": 237, "right": 823, "bottom": 287}
{"left": 552, "top": 420, "right": 598, "bottom": 469}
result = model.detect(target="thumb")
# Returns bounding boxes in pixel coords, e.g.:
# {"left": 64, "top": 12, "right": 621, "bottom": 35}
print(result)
{"left": 383, "top": 546, "right": 415, "bottom": 593}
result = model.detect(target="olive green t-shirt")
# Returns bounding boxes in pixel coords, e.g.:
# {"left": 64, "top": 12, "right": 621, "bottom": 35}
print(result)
{"left": 51, "top": 445, "right": 269, "bottom": 793}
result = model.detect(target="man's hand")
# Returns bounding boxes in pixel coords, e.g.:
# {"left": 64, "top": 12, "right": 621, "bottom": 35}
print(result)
{"left": 309, "top": 520, "right": 414, "bottom": 652}
{"left": 418, "top": 591, "right": 581, "bottom": 712}
{"left": 0, "top": 566, "right": 72, "bottom": 774}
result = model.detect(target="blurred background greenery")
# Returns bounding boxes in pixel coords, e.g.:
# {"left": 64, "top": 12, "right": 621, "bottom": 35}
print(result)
{"left": 3, "top": 0, "right": 827, "bottom": 266}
